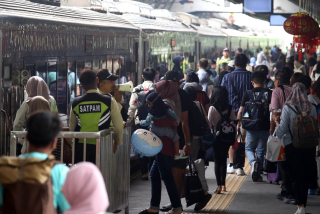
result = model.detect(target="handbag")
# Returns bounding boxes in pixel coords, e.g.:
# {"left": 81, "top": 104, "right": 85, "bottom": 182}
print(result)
{"left": 266, "top": 134, "right": 286, "bottom": 162}
{"left": 233, "top": 132, "right": 245, "bottom": 169}
{"left": 184, "top": 156, "right": 206, "bottom": 207}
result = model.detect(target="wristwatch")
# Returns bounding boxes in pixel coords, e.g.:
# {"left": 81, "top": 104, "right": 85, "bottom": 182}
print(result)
{"left": 186, "top": 143, "right": 191, "bottom": 146}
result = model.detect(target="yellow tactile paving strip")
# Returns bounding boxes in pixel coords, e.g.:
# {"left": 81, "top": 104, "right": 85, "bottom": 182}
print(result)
{"left": 183, "top": 158, "right": 251, "bottom": 214}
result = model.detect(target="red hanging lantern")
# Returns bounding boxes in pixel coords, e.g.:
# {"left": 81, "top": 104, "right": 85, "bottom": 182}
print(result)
{"left": 283, "top": 12, "right": 319, "bottom": 60}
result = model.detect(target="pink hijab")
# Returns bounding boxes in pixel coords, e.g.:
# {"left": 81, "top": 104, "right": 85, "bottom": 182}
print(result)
{"left": 154, "top": 80, "right": 181, "bottom": 120}
{"left": 154, "top": 80, "right": 178, "bottom": 100}
{"left": 62, "top": 162, "right": 109, "bottom": 214}
{"left": 26, "top": 76, "right": 50, "bottom": 101}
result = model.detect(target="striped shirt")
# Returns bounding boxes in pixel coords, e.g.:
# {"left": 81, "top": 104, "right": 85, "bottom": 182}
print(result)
{"left": 221, "top": 68, "right": 253, "bottom": 114}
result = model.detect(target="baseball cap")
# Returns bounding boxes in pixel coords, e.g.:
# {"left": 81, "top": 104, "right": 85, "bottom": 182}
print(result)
{"left": 96, "top": 69, "right": 119, "bottom": 82}
{"left": 237, "top": 47, "right": 243, "bottom": 53}
{"left": 223, "top": 47, "right": 229, "bottom": 52}
{"left": 162, "top": 70, "right": 180, "bottom": 82}
{"left": 228, "top": 60, "right": 234, "bottom": 67}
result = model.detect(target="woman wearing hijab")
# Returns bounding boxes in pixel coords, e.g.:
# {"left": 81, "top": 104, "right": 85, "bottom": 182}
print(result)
{"left": 154, "top": 80, "right": 181, "bottom": 120}
{"left": 14, "top": 76, "right": 58, "bottom": 131}
{"left": 14, "top": 76, "right": 58, "bottom": 154}
{"left": 208, "top": 86, "right": 237, "bottom": 193}
{"left": 62, "top": 162, "right": 109, "bottom": 214}
{"left": 27, "top": 96, "right": 51, "bottom": 114}
{"left": 274, "top": 83, "right": 317, "bottom": 214}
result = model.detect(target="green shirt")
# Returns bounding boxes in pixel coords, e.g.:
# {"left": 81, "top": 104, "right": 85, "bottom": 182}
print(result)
{"left": 72, "top": 92, "right": 111, "bottom": 144}
{"left": 0, "top": 152, "right": 70, "bottom": 211}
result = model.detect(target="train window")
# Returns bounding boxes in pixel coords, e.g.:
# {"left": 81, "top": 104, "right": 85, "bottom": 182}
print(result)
{"left": 56, "top": 61, "right": 68, "bottom": 115}
{"left": 93, "top": 58, "right": 99, "bottom": 72}
{"left": 85, "top": 61, "right": 92, "bottom": 70}
{"left": 100, "top": 57, "right": 107, "bottom": 69}
{"left": 113, "top": 57, "right": 120, "bottom": 75}
{"left": 107, "top": 55, "right": 113, "bottom": 73}
{"left": 76, "top": 61, "right": 85, "bottom": 96}
{"left": 68, "top": 61, "right": 78, "bottom": 107}
{"left": 36, "top": 62, "right": 47, "bottom": 82}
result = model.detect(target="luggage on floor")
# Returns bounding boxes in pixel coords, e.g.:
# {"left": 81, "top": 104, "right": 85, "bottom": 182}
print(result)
{"left": 184, "top": 156, "right": 205, "bottom": 207}
{"left": 267, "top": 163, "right": 282, "bottom": 185}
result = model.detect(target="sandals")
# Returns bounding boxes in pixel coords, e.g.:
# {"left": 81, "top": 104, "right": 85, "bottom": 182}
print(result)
{"left": 221, "top": 185, "right": 227, "bottom": 192}
{"left": 160, "top": 204, "right": 172, "bottom": 212}
{"left": 214, "top": 186, "right": 222, "bottom": 194}
{"left": 139, "top": 209, "right": 159, "bottom": 214}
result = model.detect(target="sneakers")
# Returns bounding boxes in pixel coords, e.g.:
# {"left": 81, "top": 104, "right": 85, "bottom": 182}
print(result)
{"left": 251, "top": 161, "right": 259, "bottom": 182}
{"left": 227, "top": 164, "right": 235, "bottom": 174}
{"left": 294, "top": 206, "right": 306, "bottom": 214}
{"left": 237, "top": 168, "right": 245, "bottom": 176}
{"left": 276, "top": 193, "right": 284, "bottom": 200}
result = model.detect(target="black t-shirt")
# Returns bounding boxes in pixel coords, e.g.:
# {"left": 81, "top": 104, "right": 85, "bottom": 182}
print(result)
{"left": 178, "top": 89, "right": 191, "bottom": 112}
{"left": 241, "top": 87, "right": 272, "bottom": 131}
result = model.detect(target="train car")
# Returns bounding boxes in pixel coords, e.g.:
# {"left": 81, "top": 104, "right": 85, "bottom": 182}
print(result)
{"left": 0, "top": 0, "right": 140, "bottom": 155}
{"left": 176, "top": 13, "right": 228, "bottom": 64}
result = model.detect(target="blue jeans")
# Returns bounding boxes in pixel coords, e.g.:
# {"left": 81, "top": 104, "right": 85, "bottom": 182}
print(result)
{"left": 245, "top": 130, "right": 269, "bottom": 175}
{"left": 150, "top": 153, "right": 182, "bottom": 211}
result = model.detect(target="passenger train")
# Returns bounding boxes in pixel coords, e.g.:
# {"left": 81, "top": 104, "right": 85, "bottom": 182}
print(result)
{"left": 0, "top": 0, "right": 284, "bottom": 158}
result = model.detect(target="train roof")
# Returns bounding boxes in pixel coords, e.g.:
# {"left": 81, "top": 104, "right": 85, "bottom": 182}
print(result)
{"left": 0, "top": 0, "right": 138, "bottom": 30}
{"left": 192, "top": 25, "right": 227, "bottom": 37}
{"left": 120, "top": 14, "right": 196, "bottom": 33}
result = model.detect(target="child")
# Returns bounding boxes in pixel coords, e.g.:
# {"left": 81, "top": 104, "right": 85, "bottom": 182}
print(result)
{"left": 140, "top": 92, "right": 186, "bottom": 160}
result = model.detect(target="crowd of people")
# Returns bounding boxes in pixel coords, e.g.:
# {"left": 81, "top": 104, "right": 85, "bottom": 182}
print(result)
{"left": 0, "top": 46, "right": 319, "bottom": 214}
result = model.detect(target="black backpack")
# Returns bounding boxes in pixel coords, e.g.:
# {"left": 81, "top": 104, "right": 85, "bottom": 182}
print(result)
{"left": 215, "top": 105, "right": 238, "bottom": 146}
{"left": 135, "top": 84, "right": 155, "bottom": 121}
{"left": 241, "top": 88, "right": 268, "bottom": 131}
{"left": 188, "top": 101, "right": 209, "bottom": 136}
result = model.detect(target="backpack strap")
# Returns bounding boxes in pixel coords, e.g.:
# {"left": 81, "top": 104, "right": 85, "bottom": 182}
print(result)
{"left": 279, "top": 85, "right": 286, "bottom": 102}
{"left": 286, "top": 104, "right": 300, "bottom": 115}
{"left": 134, "top": 84, "right": 144, "bottom": 93}
{"left": 254, "top": 88, "right": 268, "bottom": 101}
{"left": 285, "top": 104, "right": 298, "bottom": 140}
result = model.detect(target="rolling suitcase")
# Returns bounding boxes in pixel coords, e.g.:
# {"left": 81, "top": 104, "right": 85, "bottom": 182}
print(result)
{"left": 267, "top": 163, "right": 282, "bottom": 185}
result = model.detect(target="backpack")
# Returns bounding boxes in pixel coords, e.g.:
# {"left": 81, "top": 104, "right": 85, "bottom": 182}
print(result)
{"left": 286, "top": 104, "right": 319, "bottom": 148}
{"left": 215, "top": 105, "right": 238, "bottom": 146}
{"left": 241, "top": 88, "right": 268, "bottom": 131}
{"left": 188, "top": 101, "right": 210, "bottom": 136}
{"left": 294, "top": 64, "right": 304, "bottom": 73}
{"left": 135, "top": 84, "right": 155, "bottom": 121}
{"left": 0, "top": 155, "right": 56, "bottom": 214}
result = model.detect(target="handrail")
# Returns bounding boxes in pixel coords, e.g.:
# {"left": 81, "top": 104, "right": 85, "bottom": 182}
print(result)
{"left": 10, "top": 129, "right": 113, "bottom": 139}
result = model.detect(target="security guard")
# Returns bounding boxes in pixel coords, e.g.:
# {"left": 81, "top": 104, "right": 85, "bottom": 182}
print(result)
{"left": 216, "top": 48, "right": 231, "bottom": 74}
{"left": 96, "top": 68, "right": 127, "bottom": 127}
{"left": 69, "top": 70, "right": 123, "bottom": 164}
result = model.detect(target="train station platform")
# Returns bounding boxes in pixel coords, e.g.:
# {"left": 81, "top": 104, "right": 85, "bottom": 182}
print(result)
{"left": 129, "top": 160, "right": 320, "bottom": 214}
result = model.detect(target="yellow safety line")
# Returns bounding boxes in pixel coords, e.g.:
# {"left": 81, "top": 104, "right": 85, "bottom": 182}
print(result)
{"left": 183, "top": 158, "right": 251, "bottom": 214}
